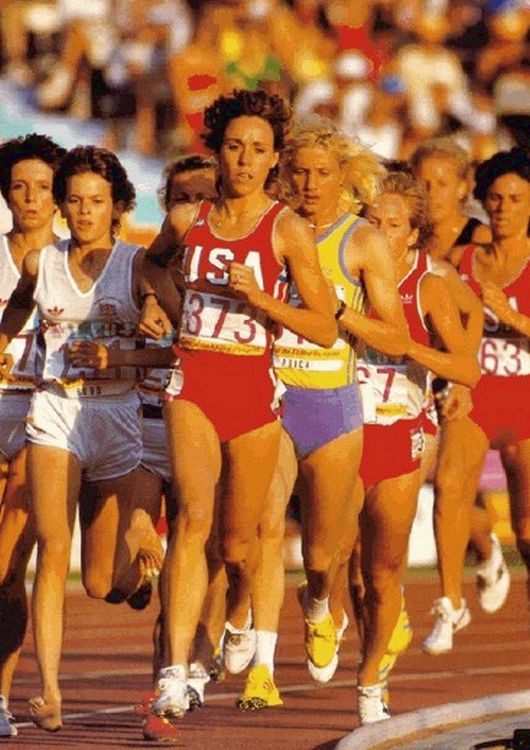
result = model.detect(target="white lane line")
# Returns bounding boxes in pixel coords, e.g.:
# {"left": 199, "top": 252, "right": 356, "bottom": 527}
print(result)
{"left": 14, "top": 661, "right": 530, "bottom": 729}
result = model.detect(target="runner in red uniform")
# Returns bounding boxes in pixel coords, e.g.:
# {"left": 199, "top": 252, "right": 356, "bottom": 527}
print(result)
{"left": 423, "top": 148, "right": 530, "bottom": 652}
{"left": 142, "top": 89, "right": 336, "bottom": 721}
{"left": 411, "top": 140, "right": 509, "bottom": 651}
{"left": 352, "top": 171, "right": 479, "bottom": 723}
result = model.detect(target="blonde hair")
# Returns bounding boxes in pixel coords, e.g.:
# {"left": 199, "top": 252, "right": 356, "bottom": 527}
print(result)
{"left": 410, "top": 137, "right": 471, "bottom": 181}
{"left": 279, "top": 119, "right": 385, "bottom": 214}
{"left": 380, "top": 171, "right": 432, "bottom": 248}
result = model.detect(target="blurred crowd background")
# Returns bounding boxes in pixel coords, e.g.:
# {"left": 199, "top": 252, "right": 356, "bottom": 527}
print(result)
{"left": 0, "top": 0, "right": 528, "bottom": 160}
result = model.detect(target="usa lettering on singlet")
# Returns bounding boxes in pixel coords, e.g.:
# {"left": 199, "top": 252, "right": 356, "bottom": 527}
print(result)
{"left": 178, "top": 200, "right": 290, "bottom": 358}
{"left": 358, "top": 250, "right": 431, "bottom": 426}
{"left": 0, "top": 235, "right": 39, "bottom": 390}
{"left": 34, "top": 239, "right": 141, "bottom": 398}
{"left": 460, "top": 244, "right": 530, "bottom": 377}
{"left": 274, "top": 213, "right": 366, "bottom": 389}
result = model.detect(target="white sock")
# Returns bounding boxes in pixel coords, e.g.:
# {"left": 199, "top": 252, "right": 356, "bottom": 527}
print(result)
{"left": 305, "top": 592, "right": 329, "bottom": 623}
{"left": 252, "top": 630, "right": 278, "bottom": 674}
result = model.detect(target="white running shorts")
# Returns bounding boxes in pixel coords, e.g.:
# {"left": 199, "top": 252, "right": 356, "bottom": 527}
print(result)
{"left": 140, "top": 416, "right": 171, "bottom": 484}
{"left": 26, "top": 387, "right": 142, "bottom": 482}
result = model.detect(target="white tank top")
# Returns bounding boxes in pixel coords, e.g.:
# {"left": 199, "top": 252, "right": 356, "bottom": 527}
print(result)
{"left": 34, "top": 238, "right": 141, "bottom": 397}
{"left": 0, "top": 235, "right": 40, "bottom": 391}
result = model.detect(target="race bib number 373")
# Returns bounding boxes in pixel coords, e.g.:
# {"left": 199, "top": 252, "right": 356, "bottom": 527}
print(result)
{"left": 180, "top": 290, "right": 267, "bottom": 355}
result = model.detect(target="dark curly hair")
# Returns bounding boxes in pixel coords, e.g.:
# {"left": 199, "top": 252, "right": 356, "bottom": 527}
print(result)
{"left": 202, "top": 89, "right": 292, "bottom": 154}
{"left": 474, "top": 148, "right": 530, "bottom": 202}
{"left": 0, "top": 133, "right": 66, "bottom": 202}
{"left": 53, "top": 146, "right": 136, "bottom": 233}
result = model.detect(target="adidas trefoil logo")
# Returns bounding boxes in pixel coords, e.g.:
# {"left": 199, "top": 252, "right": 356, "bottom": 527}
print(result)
{"left": 47, "top": 306, "right": 64, "bottom": 319}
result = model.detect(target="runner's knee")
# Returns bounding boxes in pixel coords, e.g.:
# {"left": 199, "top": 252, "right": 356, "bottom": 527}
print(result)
{"left": 175, "top": 503, "right": 213, "bottom": 545}
{"left": 222, "top": 533, "right": 254, "bottom": 569}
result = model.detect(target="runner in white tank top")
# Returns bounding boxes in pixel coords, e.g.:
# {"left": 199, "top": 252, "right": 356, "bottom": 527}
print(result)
{"left": 0, "top": 146, "right": 164, "bottom": 733}
{"left": 0, "top": 134, "right": 65, "bottom": 739}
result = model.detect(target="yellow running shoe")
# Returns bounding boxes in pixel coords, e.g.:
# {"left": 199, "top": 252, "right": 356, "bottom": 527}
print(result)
{"left": 378, "top": 600, "right": 413, "bottom": 687}
{"left": 387, "top": 603, "right": 413, "bottom": 656}
{"left": 304, "top": 612, "right": 338, "bottom": 668}
{"left": 297, "top": 582, "right": 338, "bottom": 668}
{"left": 237, "top": 665, "right": 283, "bottom": 711}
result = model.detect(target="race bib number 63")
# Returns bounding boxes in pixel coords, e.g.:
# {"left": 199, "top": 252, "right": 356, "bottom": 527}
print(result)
{"left": 479, "top": 337, "right": 530, "bottom": 376}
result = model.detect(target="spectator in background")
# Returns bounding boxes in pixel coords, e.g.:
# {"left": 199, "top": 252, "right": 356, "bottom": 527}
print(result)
{"left": 476, "top": 0, "right": 529, "bottom": 92}
{"left": 395, "top": 7, "right": 476, "bottom": 139}
{"left": 35, "top": 0, "right": 193, "bottom": 154}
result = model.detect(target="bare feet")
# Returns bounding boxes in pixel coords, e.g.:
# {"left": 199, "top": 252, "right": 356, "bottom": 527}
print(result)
{"left": 28, "top": 696, "right": 62, "bottom": 732}
{"left": 129, "top": 509, "right": 165, "bottom": 580}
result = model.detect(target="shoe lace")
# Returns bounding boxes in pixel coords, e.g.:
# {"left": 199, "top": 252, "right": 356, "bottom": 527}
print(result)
{"left": 158, "top": 676, "right": 185, "bottom": 696}
{"left": 226, "top": 633, "right": 245, "bottom": 647}
{"left": 310, "top": 618, "right": 336, "bottom": 640}
{"left": 430, "top": 600, "right": 451, "bottom": 623}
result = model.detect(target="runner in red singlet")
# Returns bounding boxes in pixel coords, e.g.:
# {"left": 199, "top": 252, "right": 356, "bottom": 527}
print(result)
{"left": 141, "top": 89, "right": 336, "bottom": 722}
{"left": 424, "top": 148, "right": 530, "bottom": 650}
{"left": 352, "top": 172, "right": 479, "bottom": 723}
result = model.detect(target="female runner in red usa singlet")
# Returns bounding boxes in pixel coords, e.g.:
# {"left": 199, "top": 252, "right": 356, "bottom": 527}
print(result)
{"left": 142, "top": 89, "right": 336, "bottom": 720}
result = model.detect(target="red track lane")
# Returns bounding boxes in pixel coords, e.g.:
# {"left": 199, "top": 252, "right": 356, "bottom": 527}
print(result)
{"left": 8, "top": 571, "right": 530, "bottom": 749}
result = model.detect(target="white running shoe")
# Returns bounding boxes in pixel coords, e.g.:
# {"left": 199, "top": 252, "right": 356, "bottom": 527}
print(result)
{"left": 152, "top": 665, "right": 189, "bottom": 717}
{"left": 0, "top": 696, "right": 17, "bottom": 737}
{"left": 307, "top": 612, "right": 349, "bottom": 683}
{"left": 422, "top": 596, "right": 471, "bottom": 655}
{"left": 187, "top": 663, "right": 210, "bottom": 710}
{"left": 357, "top": 683, "right": 391, "bottom": 725}
{"left": 476, "top": 533, "right": 510, "bottom": 614}
{"left": 223, "top": 620, "right": 257, "bottom": 675}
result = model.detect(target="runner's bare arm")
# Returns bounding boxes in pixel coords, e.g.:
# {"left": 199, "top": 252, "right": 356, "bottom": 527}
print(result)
{"left": 68, "top": 341, "right": 176, "bottom": 370}
{"left": 229, "top": 210, "right": 337, "bottom": 347}
{"left": 481, "top": 280, "right": 530, "bottom": 338}
{"left": 431, "top": 258, "right": 484, "bottom": 354}
{"left": 0, "top": 248, "right": 39, "bottom": 351}
{"left": 133, "top": 248, "right": 182, "bottom": 331}
{"left": 409, "top": 274, "right": 481, "bottom": 387}
{"left": 145, "top": 203, "right": 197, "bottom": 266}
{"left": 340, "top": 224, "right": 409, "bottom": 356}
{"left": 140, "top": 205, "right": 198, "bottom": 336}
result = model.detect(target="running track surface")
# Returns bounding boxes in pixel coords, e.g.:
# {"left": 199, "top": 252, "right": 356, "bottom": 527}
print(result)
{"left": 9, "top": 571, "right": 530, "bottom": 749}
